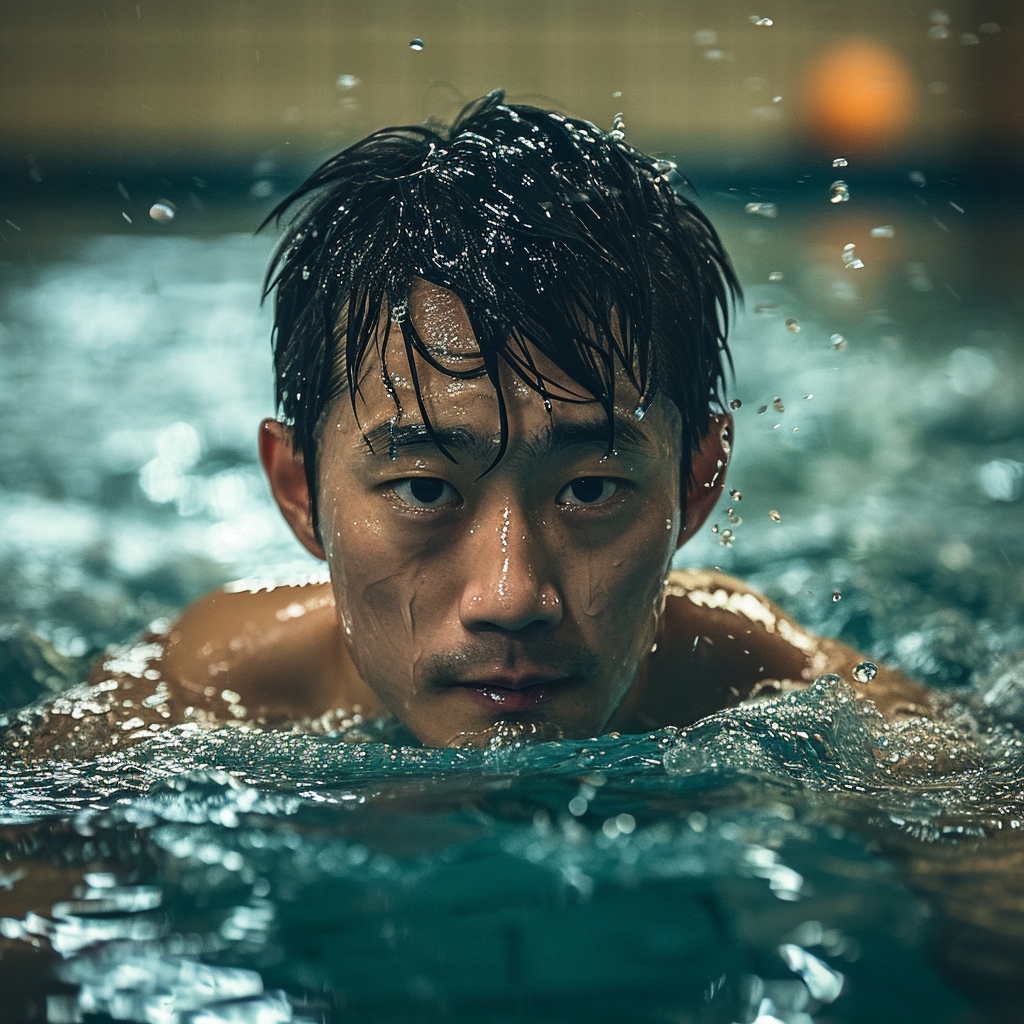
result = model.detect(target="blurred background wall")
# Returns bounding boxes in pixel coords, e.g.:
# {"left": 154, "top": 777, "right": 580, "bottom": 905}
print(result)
{"left": 0, "top": 0, "right": 1019, "bottom": 173}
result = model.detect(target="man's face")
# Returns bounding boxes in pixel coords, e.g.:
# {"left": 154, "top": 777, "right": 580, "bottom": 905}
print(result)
{"left": 314, "top": 281, "right": 685, "bottom": 747}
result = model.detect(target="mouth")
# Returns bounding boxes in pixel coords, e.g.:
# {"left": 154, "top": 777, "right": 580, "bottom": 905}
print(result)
{"left": 448, "top": 675, "right": 573, "bottom": 713}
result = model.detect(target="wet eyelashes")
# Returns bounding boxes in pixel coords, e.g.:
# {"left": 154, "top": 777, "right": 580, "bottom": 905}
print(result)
{"left": 389, "top": 476, "right": 625, "bottom": 511}
{"left": 391, "top": 478, "right": 460, "bottom": 509}
{"left": 556, "top": 477, "right": 623, "bottom": 507}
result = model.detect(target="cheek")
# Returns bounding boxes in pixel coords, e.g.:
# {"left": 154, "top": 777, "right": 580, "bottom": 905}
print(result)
{"left": 568, "top": 497, "right": 677, "bottom": 637}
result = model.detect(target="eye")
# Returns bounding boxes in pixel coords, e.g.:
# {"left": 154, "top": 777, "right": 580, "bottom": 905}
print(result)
{"left": 390, "top": 477, "right": 460, "bottom": 509}
{"left": 556, "top": 477, "right": 623, "bottom": 507}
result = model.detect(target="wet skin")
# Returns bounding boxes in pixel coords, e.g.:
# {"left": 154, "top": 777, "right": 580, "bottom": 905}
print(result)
{"left": 8, "top": 282, "right": 931, "bottom": 758}
{"left": 258, "top": 280, "right": 719, "bottom": 747}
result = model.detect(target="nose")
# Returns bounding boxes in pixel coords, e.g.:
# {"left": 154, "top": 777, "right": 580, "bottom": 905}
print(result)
{"left": 458, "top": 504, "right": 563, "bottom": 633}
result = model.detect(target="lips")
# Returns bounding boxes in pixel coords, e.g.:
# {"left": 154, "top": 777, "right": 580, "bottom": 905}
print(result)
{"left": 450, "top": 676, "right": 571, "bottom": 713}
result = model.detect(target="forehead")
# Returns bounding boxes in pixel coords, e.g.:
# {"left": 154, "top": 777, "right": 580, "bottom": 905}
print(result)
{"left": 346, "top": 279, "right": 652, "bottom": 435}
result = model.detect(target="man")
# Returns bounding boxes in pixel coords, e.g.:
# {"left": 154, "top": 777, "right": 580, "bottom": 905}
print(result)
{"left": 5, "top": 91, "right": 929, "bottom": 758}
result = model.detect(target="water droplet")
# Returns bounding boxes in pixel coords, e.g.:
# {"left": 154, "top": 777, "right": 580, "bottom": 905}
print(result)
{"left": 842, "top": 243, "right": 864, "bottom": 269}
{"left": 832, "top": 591, "right": 842, "bottom": 602}
{"left": 719, "top": 529, "right": 734, "bottom": 547}
{"left": 121, "top": 211, "right": 132, "bottom": 224}
{"left": 301, "top": 266, "right": 311, "bottom": 280}
{"left": 729, "top": 398, "right": 742, "bottom": 410}
{"left": 785, "top": 318, "right": 800, "bottom": 333}
{"left": 909, "top": 170, "right": 927, "bottom": 187}
{"left": 634, "top": 405, "right": 645, "bottom": 421}
{"left": 853, "top": 661, "right": 878, "bottom": 683}
{"left": 772, "top": 396, "right": 785, "bottom": 412}
{"left": 832, "top": 157, "right": 848, "bottom": 168}
{"left": 750, "top": 15, "right": 774, "bottom": 26}
{"left": 769, "top": 509, "right": 781, "bottom": 522}
{"left": 149, "top": 201, "right": 175, "bottom": 223}
{"left": 409, "top": 38, "right": 424, "bottom": 50}
{"left": 711, "top": 523, "right": 719, "bottom": 534}
{"left": 871, "top": 225, "right": 895, "bottom": 238}
{"left": 829, "top": 180, "right": 850, "bottom": 204}
{"left": 729, "top": 489, "right": 742, "bottom": 500}
{"left": 652, "top": 158, "right": 677, "bottom": 177}
{"left": 390, "top": 298, "right": 409, "bottom": 323}
{"left": 336, "top": 74, "right": 358, "bottom": 89}
{"left": 768, "top": 271, "right": 783, "bottom": 282}
{"left": 609, "top": 112, "right": 626, "bottom": 141}
{"left": 745, "top": 202, "right": 778, "bottom": 218}
{"left": 831, "top": 333, "right": 848, "bottom": 350}
{"left": 612, "top": 90, "right": 623, "bottom": 98}
{"left": 804, "top": 393, "right": 814, "bottom": 400}
{"left": 757, "top": 405, "right": 768, "bottom": 414}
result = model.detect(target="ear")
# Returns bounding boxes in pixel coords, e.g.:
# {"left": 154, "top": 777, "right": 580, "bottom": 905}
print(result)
{"left": 258, "top": 419, "right": 326, "bottom": 561}
{"left": 677, "top": 413, "right": 732, "bottom": 548}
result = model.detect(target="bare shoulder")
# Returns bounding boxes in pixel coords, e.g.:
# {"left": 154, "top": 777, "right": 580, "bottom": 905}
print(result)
{"left": 611, "top": 568, "right": 933, "bottom": 731}
{"left": 3, "top": 573, "right": 377, "bottom": 761}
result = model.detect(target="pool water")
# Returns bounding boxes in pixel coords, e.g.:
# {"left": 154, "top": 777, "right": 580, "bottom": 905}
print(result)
{"left": 1, "top": 182, "right": 1023, "bottom": 1022}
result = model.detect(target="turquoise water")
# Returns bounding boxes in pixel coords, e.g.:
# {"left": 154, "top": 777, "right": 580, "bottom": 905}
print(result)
{"left": 1, "top": 187, "right": 1023, "bottom": 1021}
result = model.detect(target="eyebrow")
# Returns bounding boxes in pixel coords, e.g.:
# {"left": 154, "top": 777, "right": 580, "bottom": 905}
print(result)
{"left": 361, "top": 414, "right": 654, "bottom": 462}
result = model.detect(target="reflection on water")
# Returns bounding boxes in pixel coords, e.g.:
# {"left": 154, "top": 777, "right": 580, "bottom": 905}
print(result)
{"left": 0, "top": 195, "right": 1022, "bottom": 1019}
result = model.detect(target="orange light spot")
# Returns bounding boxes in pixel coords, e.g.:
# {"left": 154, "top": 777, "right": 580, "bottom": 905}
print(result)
{"left": 801, "top": 38, "right": 917, "bottom": 154}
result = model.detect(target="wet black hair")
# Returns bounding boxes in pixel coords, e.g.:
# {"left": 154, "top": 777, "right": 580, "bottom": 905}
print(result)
{"left": 262, "top": 89, "right": 740, "bottom": 526}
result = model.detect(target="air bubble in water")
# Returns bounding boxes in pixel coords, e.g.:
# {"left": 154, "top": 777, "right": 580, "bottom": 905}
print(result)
{"left": 769, "top": 509, "right": 781, "bottom": 522}
{"left": 409, "top": 38, "right": 424, "bottom": 50}
{"left": 853, "top": 662, "right": 879, "bottom": 683}
{"left": 149, "top": 201, "right": 176, "bottom": 223}
{"left": 832, "top": 157, "right": 848, "bottom": 168}
{"left": 745, "top": 202, "right": 778, "bottom": 218}
{"left": 768, "top": 271, "right": 783, "bottom": 282}
{"left": 831, "top": 333, "right": 847, "bottom": 350}
{"left": 785, "top": 318, "right": 800, "bottom": 333}
{"left": 729, "top": 399, "right": 742, "bottom": 410}
{"left": 829, "top": 180, "right": 850, "bottom": 204}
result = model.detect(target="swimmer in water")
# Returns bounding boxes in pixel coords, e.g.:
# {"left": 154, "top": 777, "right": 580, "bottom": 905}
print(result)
{"left": 7, "top": 90, "right": 932, "bottom": 756}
